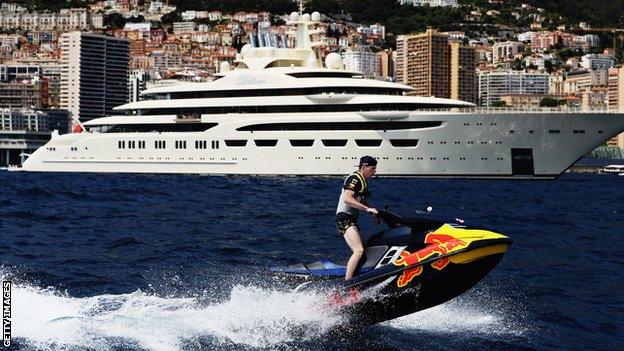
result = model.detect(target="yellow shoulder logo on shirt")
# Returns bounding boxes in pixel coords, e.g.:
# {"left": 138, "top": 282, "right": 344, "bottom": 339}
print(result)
{"left": 346, "top": 178, "right": 358, "bottom": 190}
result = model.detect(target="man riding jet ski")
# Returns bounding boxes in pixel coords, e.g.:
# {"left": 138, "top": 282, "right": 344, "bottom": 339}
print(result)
{"left": 271, "top": 210, "right": 512, "bottom": 327}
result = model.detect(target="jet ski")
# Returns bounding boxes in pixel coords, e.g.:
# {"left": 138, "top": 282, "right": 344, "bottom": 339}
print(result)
{"left": 271, "top": 210, "right": 512, "bottom": 327}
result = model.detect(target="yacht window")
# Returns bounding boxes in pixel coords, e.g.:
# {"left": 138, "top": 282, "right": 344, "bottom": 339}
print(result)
{"left": 254, "top": 139, "right": 278, "bottom": 147}
{"left": 143, "top": 104, "right": 457, "bottom": 116}
{"left": 355, "top": 139, "right": 382, "bottom": 147}
{"left": 286, "top": 72, "right": 357, "bottom": 78}
{"left": 156, "top": 87, "right": 407, "bottom": 100}
{"left": 237, "top": 121, "right": 442, "bottom": 132}
{"left": 289, "top": 139, "right": 314, "bottom": 147}
{"left": 88, "top": 123, "right": 218, "bottom": 133}
{"left": 89, "top": 125, "right": 112, "bottom": 133}
{"left": 390, "top": 139, "right": 419, "bottom": 147}
{"left": 322, "top": 139, "right": 347, "bottom": 147}
{"left": 225, "top": 140, "right": 247, "bottom": 147}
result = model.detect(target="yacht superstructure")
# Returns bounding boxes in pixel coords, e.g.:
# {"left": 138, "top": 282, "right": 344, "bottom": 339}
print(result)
{"left": 17, "top": 11, "right": 624, "bottom": 178}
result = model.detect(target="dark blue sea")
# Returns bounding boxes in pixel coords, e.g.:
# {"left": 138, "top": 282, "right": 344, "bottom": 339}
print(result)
{"left": 0, "top": 172, "right": 622, "bottom": 351}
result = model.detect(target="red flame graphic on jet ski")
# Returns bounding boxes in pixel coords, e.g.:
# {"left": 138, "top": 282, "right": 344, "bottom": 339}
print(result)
{"left": 393, "top": 233, "right": 469, "bottom": 288}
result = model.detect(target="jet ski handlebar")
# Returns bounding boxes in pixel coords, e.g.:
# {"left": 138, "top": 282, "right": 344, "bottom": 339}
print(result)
{"left": 376, "top": 210, "right": 405, "bottom": 228}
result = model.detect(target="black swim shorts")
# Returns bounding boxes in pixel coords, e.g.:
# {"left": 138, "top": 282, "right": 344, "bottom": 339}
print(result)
{"left": 335, "top": 212, "right": 358, "bottom": 235}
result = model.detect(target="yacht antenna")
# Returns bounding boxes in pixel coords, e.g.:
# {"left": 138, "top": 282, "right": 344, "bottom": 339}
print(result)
{"left": 297, "top": 0, "right": 305, "bottom": 15}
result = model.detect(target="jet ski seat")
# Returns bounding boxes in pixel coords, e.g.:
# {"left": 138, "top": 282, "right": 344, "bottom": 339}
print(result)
{"left": 275, "top": 246, "right": 389, "bottom": 277}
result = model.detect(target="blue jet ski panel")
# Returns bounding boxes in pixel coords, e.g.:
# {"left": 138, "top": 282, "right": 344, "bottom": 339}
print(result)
{"left": 273, "top": 245, "right": 389, "bottom": 277}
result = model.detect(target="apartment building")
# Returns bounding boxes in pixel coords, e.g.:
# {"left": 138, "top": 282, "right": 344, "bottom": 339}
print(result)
{"left": 478, "top": 70, "right": 549, "bottom": 106}
{"left": 580, "top": 54, "right": 615, "bottom": 70}
{"left": 60, "top": 32, "right": 129, "bottom": 121}
{"left": 396, "top": 29, "right": 475, "bottom": 102}
{"left": 341, "top": 46, "right": 380, "bottom": 78}
{"left": 0, "top": 108, "right": 70, "bottom": 166}
{"left": 399, "top": 0, "right": 458, "bottom": 6}
{"left": 491, "top": 41, "right": 523, "bottom": 65}
{"left": 450, "top": 41, "right": 476, "bottom": 103}
{"left": 396, "top": 29, "right": 450, "bottom": 98}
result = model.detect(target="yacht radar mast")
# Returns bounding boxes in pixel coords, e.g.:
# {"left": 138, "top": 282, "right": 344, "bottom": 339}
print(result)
{"left": 233, "top": 0, "right": 327, "bottom": 70}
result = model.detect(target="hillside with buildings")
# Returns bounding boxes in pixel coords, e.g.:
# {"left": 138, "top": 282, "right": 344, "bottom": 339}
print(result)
{"left": 0, "top": 0, "right": 623, "bottom": 166}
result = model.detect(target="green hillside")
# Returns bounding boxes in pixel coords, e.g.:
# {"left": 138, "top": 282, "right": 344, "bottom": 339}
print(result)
{"left": 510, "top": 0, "right": 622, "bottom": 28}
{"left": 18, "top": 0, "right": 624, "bottom": 30}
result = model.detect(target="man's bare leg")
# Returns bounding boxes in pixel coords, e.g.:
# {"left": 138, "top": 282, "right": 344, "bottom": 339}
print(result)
{"left": 343, "top": 226, "right": 365, "bottom": 280}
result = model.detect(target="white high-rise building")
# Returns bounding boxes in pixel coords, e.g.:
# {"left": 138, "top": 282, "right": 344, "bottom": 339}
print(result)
{"left": 129, "top": 69, "right": 149, "bottom": 103}
{"left": 478, "top": 70, "right": 549, "bottom": 106}
{"left": 399, "top": 0, "right": 457, "bottom": 6}
{"left": 341, "top": 46, "right": 380, "bottom": 78}
{"left": 580, "top": 54, "right": 615, "bottom": 70}
{"left": 60, "top": 32, "right": 129, "bottom": 121}
{"left": 491, "top": 41, "right": 523, "bottom": 64}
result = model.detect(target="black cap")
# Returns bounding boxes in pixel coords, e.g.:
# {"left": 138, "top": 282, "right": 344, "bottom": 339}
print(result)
{"left": 359, "top": 155, "right": 377, "bottom": 167}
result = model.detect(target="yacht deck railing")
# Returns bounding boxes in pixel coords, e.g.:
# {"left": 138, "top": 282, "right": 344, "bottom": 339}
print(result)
{"left": 420, "top": 107, "right": 619, "bottom": 114}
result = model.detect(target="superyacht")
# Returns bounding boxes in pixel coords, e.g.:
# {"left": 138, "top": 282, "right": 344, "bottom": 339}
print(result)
{"left": 16, "top": 12, "right": 624, "bottom": 178}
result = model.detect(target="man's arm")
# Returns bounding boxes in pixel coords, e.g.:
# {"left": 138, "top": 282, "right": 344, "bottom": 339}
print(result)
{"left": 343, "top": 189, "right": 378, "bottom": 215}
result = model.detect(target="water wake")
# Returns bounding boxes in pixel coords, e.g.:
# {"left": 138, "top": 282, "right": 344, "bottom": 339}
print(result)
{"left": 3, "top": 270, "right": 341, "bottom": 350}
{"left": 2, "top": 268, "right": 528, "bottom": 350}
{"left": 383, "top": 287, "right": 530, "bottom": 337}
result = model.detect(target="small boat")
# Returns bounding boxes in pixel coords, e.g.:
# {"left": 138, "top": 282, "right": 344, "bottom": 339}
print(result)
{"left": 272, "top": 210, "right": 512, "bottom": 327}
{"left": 602, "top": 164, "right": 624, "bottom": 174}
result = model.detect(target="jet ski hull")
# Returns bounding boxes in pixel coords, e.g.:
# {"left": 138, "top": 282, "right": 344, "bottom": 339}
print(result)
{"left": 341, "top": 252, "right": 505, "bottom": 327}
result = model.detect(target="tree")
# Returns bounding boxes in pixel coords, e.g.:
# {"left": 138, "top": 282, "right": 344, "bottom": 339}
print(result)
{"left": 491, "top": 100, "right": 508, "bottom": 107}
{"left": 540, "top": 97, "right": 559, "bottom": 107}
{"left": 161, "top": 11, "right": 182, "bottom": 25}
{"left": 126, "top": 15, "right": 146, "bottom": 23}
{"left": 526, "top": 63, "right": 539, "bottom": 71}
{"left": 557, "top": 48, "right": 583, "bottom": 61}
{"left": 104, "top": 13, "right": 126, "bottom": 29}
{"left": 512, "top": 58, "right": 525, "bottom": 71}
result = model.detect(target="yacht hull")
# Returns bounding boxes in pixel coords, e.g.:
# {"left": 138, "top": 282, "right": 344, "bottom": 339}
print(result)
{"left": 18, "top": 111, "right": 624, "bottom": 178}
